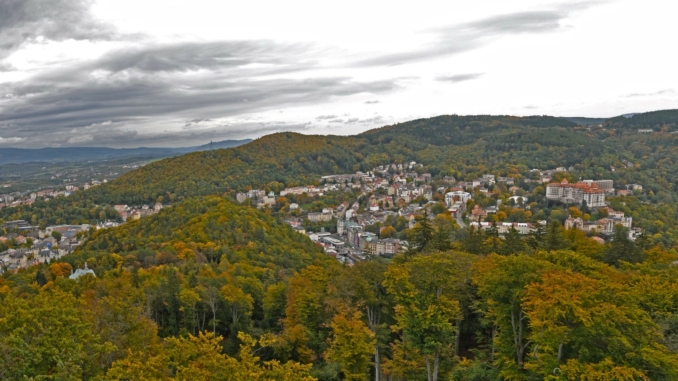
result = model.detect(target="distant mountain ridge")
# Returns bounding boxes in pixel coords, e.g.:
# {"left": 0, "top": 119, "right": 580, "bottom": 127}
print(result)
{"left": 0, "top": 139, "right": 252, "bottom": 165}
{"left": 564, "top": 109, "right": 678, "bottom": 128}
{"left": 561, "top": 117, "right": 607, "bottom": 126}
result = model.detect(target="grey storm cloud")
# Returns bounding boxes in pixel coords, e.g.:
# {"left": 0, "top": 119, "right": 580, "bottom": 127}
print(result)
{"left": 319, "top": 116, "right": 383, "bottom": 126}
{"left": 0, "top": 0, "right": 398, "bottom": 148}
{"left": 93, "top": 40, "right": 313, "bottom": 74}
{"left": 0, "top": 0, "right": 117, "bottom": 58}
{"left": 355, "top": 5, "right": 597, "bottom": 67}
{"left": 435, "top": 73, "right": 484, "bottom": 83}
{"left": 0, "top": 74, "right": 395, "bottom": 132}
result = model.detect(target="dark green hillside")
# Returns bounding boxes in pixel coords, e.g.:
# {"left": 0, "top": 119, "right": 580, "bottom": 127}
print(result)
{"left": 358, "top": 115, "right": 601, "bottom": 172}
{"left": 605, "top": 109, "right": 678, "bottom": 131}
{"left": 562, "top": 116, "right": 607, "bottom": 125}
{"left": 360, "top": 114, "right": 576, "bottom": 145}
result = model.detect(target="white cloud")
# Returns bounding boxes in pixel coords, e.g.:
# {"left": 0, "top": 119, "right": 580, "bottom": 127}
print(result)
{"left": 67, "top": 134, "right": 94, "bottom": 144}
{"left": 0, "top": 136, "right": 26, "bottom": 144}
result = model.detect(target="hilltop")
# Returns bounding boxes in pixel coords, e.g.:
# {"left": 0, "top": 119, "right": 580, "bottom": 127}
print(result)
{"left": 72, "top": 196, "right": 328, "bottom": 272}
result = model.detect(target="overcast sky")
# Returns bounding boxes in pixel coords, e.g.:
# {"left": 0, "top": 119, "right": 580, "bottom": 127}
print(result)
{"left": 0, "top": 0, "right": 676, "bottom": 148}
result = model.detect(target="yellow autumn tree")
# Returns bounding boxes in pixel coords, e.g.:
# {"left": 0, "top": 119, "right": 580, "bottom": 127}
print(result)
{"left": 326, "top": 310, "right": 375, "bottom": 381}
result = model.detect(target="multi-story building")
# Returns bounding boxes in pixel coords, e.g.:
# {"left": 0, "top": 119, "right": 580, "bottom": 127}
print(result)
{"left": 359, "top": 232, "right": 378, "bottom": 252}
{"left": 445, "top": 191, "right": 472, "bottom": 207}
{"left": 376, "top": 238, "right": 399, "bottom": 257}
{"left": 307, "top": 211, "right": 334, "bottom": 222}
{"left": 582, "top": 179, "right": 614, "bottom": 193}
{"left": 469, "top": 222, "right": 535, "bottom": 235}
{"left": 565, "top": 208, "right": 632, "bottom": 234}
{"left": 346, "top": 225, "right": 363, "bottom": 246}
{"left": 546, "top": 179, "right": 606, "bottom": 207}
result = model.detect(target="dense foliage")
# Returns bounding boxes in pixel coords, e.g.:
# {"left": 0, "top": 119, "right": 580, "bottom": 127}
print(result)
{"left": 5, "top": 111, "right": 678, "bottom": 379}
{"left": 4, "top": 203, "right": 678, "bottom": 379}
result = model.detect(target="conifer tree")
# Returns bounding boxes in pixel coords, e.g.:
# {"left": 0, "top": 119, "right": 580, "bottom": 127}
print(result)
{"left": 603, "top": 225, "right": 644, "bottom": 266}
{"left": 544, "top": 220, "right": 568, "bottom": 251}
{"left": 501, "top": 226, "right": 526, "bottom": 255}
{"left": 408, "top": 211, "right": 434, "bottom": 256}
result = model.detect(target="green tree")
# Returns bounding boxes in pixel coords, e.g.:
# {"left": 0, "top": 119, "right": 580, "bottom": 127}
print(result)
{"left": 501, "top": 226, "right": 527, "bottom": 255}
{"left": 0, "top": 289, "right": 115, "bottom": 380}
{"left": 473, "top": 254, "right": 553, "bottom": 379}
{"left": 221, "top": 284, "right": 254, "bottom": 325}
{"left": 526, "top": 223, "right": 545, "bottom": 251}
{"left": 384, "top": 252, "right": 463, "bottom": 381}
{"left": 462, "top": 225, "right": 485, "bottom": 255}
{"left": 408, "top": 212, "right": 434, "bottom": 255}
{"left": 432, "top": 220, "right": 452, "bottom": 252}
{"left": 326, "top": 310, "right": 375, "bottom": 381}
{"left": 544, "top": 220, "right": 567, "bottom": 251}
{"left": 333, "top": 259, "right": 390, "bottom": 380}
{"left": 179, "top": 288, "right": 201, "bottom": 335}
{"left": 603, "top": 225, "right": 644, "bottom": 266}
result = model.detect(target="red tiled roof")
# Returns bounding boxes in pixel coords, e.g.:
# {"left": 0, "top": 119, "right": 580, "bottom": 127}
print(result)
{"left": 547, "top": 181, "right": 605, "bottom": 193}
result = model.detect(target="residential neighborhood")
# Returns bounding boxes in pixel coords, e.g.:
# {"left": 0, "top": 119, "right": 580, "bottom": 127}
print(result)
{"left": 0, "top": 220, "right": 90, "bottom": 273}
{"left": 0, "top": 158, "right": 648, "bottom": 269}
{"left": 233, "top": 163, "right": 644, "bottom": 265}
{"left": 0, "top": 180, "right": 106, "bottom": 209}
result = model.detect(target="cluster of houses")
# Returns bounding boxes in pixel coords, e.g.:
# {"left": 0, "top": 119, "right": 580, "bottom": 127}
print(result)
{"left": 278, "top": 165, "right": 649, "bottom": 264}
{"left": 236, "top": 165, "right": 435, "bottom": 211}
{"left": 564, "top": 207, "right": 642, "bottom": 239}
{"left": 0, "top": 161, "right": 650, "bottom": 269}
{"left": 0, "top": 180, "right": 106, "bottom": 209}
{"left": 113, "top": 203, "right": 163, "bottom": 222}
{"left": 285, "top": 200, "right": 413, "bottom": 264}
{"left": 275, "top": 162, "right": 440, "bottom": 264}
{"left": 235, "top": 190, "right": 277, "bottom": 208}
{"left": 0, "top": 221, "right": 89, "bottom": 273}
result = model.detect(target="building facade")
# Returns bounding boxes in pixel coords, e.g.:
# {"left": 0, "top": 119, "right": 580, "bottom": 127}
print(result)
{"left": 546, "top": 179, "right": 606, "bottom": 207}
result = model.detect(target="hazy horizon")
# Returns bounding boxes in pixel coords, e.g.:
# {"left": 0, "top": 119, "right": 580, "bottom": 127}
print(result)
{"left": 0, "top": 110, "right": 659, "bottom": 150}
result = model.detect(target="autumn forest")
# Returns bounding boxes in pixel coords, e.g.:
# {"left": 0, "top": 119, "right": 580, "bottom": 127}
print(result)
{"left": 4, "top": 111, "right": 678, "bottom": 380}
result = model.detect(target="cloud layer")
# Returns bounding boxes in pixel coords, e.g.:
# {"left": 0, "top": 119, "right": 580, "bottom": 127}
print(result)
{"left": 0, "top": 0, "right": 116, "bottom": 58}
{"left": 2, "top": 0, "right": 667, "bottom": 148}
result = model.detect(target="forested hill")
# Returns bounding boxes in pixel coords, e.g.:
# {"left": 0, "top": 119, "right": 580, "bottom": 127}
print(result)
{"left": 5, "top": 112, "right": 678, "bottom": 228}
{"left": 82, "top": 132, "right": 363, "bottom": 205}
{"left": 74, "top": 196, "right": 328, "bottom": 272}
{"left": 359, "top": 115, "right": 576, "bottom": 145}
{"left": 604, "top": 109, "right": 678, "bottom": 131}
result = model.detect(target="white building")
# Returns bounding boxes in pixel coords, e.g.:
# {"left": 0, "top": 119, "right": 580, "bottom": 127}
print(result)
{"left": 445, "top": 191, "right": 472, "bottom": 207}
{"left": 546, "top": 179, "right": 606, "bottom": 207}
